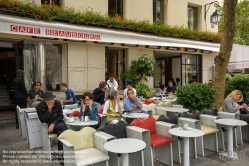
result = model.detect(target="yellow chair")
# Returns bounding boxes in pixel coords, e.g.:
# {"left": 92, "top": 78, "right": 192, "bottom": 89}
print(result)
{"left": 58, "top": 127, "right": 110, "bottom": 166}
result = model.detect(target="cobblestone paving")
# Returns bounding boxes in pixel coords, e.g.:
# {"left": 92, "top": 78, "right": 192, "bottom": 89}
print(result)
{"left": 0, "top": 119, "right": 248, "bottom": 166}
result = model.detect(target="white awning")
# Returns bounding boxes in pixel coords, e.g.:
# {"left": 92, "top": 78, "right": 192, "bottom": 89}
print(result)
{"left": 0, "top": 14, "right": 220, "bottom": 52}
{"left": 228, "top": 44, "right": 249, "bottom": 69}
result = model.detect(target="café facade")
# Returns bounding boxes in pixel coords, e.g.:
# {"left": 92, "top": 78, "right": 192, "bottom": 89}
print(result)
{"left": 0, "top": 14, "right": 220, "bottom": 96}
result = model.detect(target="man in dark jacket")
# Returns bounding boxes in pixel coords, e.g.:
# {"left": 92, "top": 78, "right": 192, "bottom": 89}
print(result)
{"left": 13, "top": 69, "right": 28, "bottom": 129}
{"left": 36, "top": 92, "right": 67, "bottom": 163}
{"left": 92, "top": 81, "right": 106, "bottom": 105}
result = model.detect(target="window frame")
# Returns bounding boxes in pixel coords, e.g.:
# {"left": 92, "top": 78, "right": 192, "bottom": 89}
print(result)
{"left": 188, "top": 5, "right": 198, "bottom": 30}
{"left": 108, "top": 0, "right": 123, "bottom": 17}
{"left": 153, "top": 0, "right": 165, "bottom": 24}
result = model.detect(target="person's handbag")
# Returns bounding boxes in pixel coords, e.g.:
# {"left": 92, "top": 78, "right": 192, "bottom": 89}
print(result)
{"left": 240, "top": 107, "right": 249, "bottom": 114}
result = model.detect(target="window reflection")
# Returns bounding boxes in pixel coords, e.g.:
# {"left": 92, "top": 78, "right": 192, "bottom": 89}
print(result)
{"left": 188, "top": 5, "right": 198, "bottom": 30}
{"left": 41, "top": 0, "right": 61, "bottom": 6}
{"left": 181, "top": 54, "right": 201, "bottom": 84}
{"left": 108, "top": 0, "right": 123, "bottom": 17}
{"left": 153, "top": 0, "right": 164, "bottom": 24}
{"left": 45, "top": 44, "right": 62, "bottom": 91}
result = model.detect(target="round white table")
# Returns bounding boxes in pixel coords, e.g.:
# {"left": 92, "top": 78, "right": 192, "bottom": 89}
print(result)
{"left": 104, "top": 138, "right": 146, "bottom": 166}
{"left": 159, "top": 107, "right": 189, "bottom": 113}
{"left": 66, "top": 120, "right": 98, "bottom": 130}
{"left": 169, "top": 128, "right": 204, "bottom": 166}
{"left": 215, "top": 119, "right": 246, "bottom": 158}
{"left": 122, "top": 113, "right": 149, "bottom": 119}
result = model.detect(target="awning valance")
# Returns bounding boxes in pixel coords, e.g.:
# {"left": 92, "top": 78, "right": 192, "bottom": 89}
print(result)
{"left": 228, "top": 44, "right": 249, "bottom": 69}
{"left": 0, "top": 14, "right": 220, "bottom": 52}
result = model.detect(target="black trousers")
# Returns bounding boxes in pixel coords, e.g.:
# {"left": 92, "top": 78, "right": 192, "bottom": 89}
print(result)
{"left": 14, "top": 98, "right": 27, "bottom": 126}
{"left": 52, "top": 122, "right": 67, "bottom": 151}
{"left": 240, "top": 108, "right": 249, "bottom": 124}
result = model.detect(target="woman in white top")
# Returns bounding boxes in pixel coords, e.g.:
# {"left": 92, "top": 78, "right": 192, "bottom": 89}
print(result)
{"left": 103, "top": 90, "right": 124, "bottom": 125}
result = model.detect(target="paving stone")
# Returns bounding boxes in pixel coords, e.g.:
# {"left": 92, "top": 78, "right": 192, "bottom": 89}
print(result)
{"left": 1, "top": 119, "right": 249, "bottom": 166}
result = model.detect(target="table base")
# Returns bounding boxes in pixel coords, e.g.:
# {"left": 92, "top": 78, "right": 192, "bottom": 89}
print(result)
{"left": 121, "top": 151, "right": 144, "bottom": 166}
{"left": 183, "top": 137, "right": 190, "bottom": 166}
{"left": 122, "top": 153, "right": 129, "bottom": 166}
{"left": 218, "top": 151, "right": 238, "bottom": 160}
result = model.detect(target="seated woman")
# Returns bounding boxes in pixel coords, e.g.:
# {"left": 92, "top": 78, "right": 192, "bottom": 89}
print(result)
{"left": 224, "top": 90, "right": 249, "bottom": 123}
{"left": 79, "top": 92, "right": 99, "bottom": 127}
{"left": 103, "top": 90, "right": 124, "bottom": 125}
{"left": 166, "top": 81, "right": 176, "bottom": 95}
{"left": 154, "top": 84, "right": 166, "bottom": 96}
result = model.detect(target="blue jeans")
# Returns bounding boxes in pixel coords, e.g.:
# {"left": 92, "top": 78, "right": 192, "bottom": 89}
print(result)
{"left": 52, "top": 122, "right": 67, "bottom": 151}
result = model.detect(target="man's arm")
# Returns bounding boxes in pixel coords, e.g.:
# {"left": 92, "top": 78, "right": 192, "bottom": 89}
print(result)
{"left": 52, "top": 102, "right": 64, "bottom": 124}
{"left": 20, "top": 79, "right": 28, "bottom": 97}
{"left": 100, "top": 92, "right": 105, "bottom": 105}
{"left": 36, "top": 105, "right": 51, "bottom": 123}
{"left": 63, "top": 98, "right": 73, "bottom": 103}
{"left": 114, "top": 80, "right": 118, "bottom": 90}
{"left": 134, "top": 98, "right": 142, "bottom": 109}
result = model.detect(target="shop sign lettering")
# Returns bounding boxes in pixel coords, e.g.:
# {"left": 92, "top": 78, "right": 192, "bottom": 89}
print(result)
{"left": 10, "top": 25, "right": 40, "bottom": 34}
{"left": 45, "top": 29, "right": 100, "bottom": 40}
{"left": 9, "top": 25, "right": 101, "bottom": 40}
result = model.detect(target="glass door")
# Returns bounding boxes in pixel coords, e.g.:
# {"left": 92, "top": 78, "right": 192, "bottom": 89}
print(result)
{"left": 181, "top": 54, "right": 201, "bottom": 85}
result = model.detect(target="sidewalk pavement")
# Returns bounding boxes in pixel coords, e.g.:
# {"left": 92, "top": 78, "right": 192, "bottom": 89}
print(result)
{"left": 0, "top": 119, "right": 248, "bottom": 166}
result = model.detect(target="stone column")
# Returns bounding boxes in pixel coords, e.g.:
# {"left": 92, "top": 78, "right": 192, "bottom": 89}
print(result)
{"left": 37, "top": 42, "right": 45, "bottom": 92}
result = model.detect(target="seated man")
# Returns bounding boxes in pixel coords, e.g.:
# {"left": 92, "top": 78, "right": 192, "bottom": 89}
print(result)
{"left": 124, "top": 89, "right": 142, "bottom": 113}
{"left": 27, "top": 81, "right": 44, "bottom": 103}
{"left": 166, "top": 80, "right": 176, "bottom": 95}
{"left": 123, "top": 80, "right": 137, "bottom": 99}
{"left": 92, "top": 81, "right": 106, "bottom": 105}
{"left": 60, "top": 83, "right": 77, "bottom": 105}
{"left": 36, "top": 92, "right": 67, "bottom": 162}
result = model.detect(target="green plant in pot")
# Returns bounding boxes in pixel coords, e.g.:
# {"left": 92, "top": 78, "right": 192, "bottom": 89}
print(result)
{"left": 175, "top": 82, "right": 215, "bottom": 112}
{"left": 121, "top": 54, "right": 156, "bottom": 98}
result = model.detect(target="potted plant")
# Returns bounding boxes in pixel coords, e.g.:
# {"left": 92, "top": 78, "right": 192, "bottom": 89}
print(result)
{"left": 121, "top": 54, "right": 156, "bottom": 98}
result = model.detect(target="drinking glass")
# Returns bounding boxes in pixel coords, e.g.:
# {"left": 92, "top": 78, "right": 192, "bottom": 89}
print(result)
{"left": 178, "top": 122, "right": 182, "bottom": 130}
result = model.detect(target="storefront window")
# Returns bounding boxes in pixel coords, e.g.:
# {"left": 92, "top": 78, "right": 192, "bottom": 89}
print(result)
{"left": 181, "top": 54, "right": 201, "bottom": 84}
{"left": 108, "top": 0, "right": 123, "bottom": 17}
{"left": 153, "top": 0, "right": 164, "bottom": 24}
{"left": 23, "top": 42, "right": 37, "bottom": 91}
{"left": 41, "top": 0, "right": 61, "bottom": 6}
{"left": 188, "top": 5, "right": 198, "bottom": 30}
{"left": 45, "top": 44, "right": 62, "bottom": 91}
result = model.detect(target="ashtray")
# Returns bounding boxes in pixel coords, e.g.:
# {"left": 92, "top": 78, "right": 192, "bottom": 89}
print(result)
{"left": 183, "top": 127, "right": 193, "bottom": 131}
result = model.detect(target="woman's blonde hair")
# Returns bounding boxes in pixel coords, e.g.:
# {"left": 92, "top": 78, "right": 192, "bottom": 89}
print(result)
{"left": 227, "top": 90, "right": 243, "bottom": 102}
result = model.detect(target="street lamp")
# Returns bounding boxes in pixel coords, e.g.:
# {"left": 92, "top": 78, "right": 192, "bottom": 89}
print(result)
{"left": 204, "top": 1, "right": 222, "bottom": 24}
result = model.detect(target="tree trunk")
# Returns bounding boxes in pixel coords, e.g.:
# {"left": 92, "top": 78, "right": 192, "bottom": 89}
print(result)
{"left": 213, "top": 0, "right": 238, "bottom": 109}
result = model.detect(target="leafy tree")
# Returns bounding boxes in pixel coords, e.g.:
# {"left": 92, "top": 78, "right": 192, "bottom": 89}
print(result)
{"left": 219, "top": 0, "right": 249, "bottom": 45}
{"left": 121, "top": 54, "right": 156, "bottom": 97}
{"left": 213, "top": 0, "right": 238, "bottom": 108}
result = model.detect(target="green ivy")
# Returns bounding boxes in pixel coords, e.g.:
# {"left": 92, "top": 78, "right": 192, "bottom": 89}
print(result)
{"left": 0, "top": 0, "right": 222, "bottom": 43}
{"left": 175, "top": 83, "right": 215, "bottom": 112}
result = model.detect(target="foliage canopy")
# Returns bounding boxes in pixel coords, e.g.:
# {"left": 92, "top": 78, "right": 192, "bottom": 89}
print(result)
{"left": 219, "top": 0, "right": 249, "bottom": 45}
{"left": 225, "top": 74, "right": 249, "bottom": 104}
{"left": 121, "top": 54, "right": 156, "bottom": 97}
